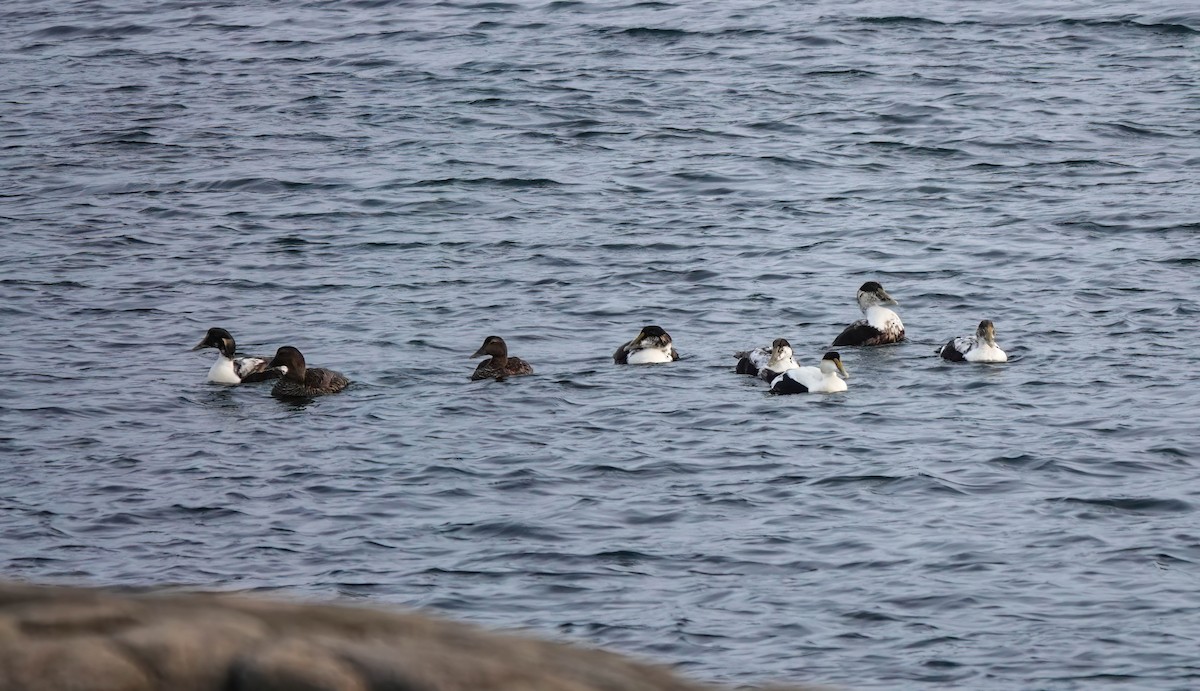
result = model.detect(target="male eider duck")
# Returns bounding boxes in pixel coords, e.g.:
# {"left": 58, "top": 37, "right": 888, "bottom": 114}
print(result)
{"left": 769, "top": 351, "right": 849, "bottom": 395}
{"left": 266, "top": 346, "right": 350, "bottom": 398}
{"left": 939, "top": 319, "right": 1007, "bottom": 363}
{"left": 735, "top": 338, "right": 800, "bottom": 382}
{"left": 470, "top": 336, "right": 534, "bottom": 380}
{"left": 613, "top": 325, "right": 679, "bottom": 364}
{"left": 831, "top": 281, "right": 905, "bottom": 346}
{"left": 192, "top": 327, "right": 284, "bottom": 385}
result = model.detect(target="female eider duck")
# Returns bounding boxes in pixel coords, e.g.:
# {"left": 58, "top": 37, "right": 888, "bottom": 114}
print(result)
{"left": 613, "top": 325, "right": 679, "bottom": 365}
{"left": 735, "top": 338, "right": 800, "bottom": 382}
{"left": 470, "top": 336, "right": 534, "bottom": 380}
{"left": 192, "top": 327, "right": 284, "bottom": 385}
{"left": 939, "top": 319, "right": 1007, "bottom": 363}
{"left": 831, "top": 281, "right": 905, "bottom": 347}
{"left": 266, "top": 346, "right": 350, "bottom": 398}
{"left": 769, "top": 351, "right": 849, "bottom": 395}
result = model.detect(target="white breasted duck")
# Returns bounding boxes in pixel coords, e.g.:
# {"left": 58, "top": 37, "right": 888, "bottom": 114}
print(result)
{"left": 769, "top": 351, "right": 849, "bottom": 395}
{"left": 735, "top": 338, "right": 800, "bottom": 382}
{"left": 192, "top": 327, "right": 283, "bottom": 385}
{"left": 939, "top": 319, "right": 1008, "bottom": 363}
{"left": 266, "top": 346, "right": 350, "bottom": 398}
{"left": 613, "top": 325, "right": 679, "bottom": 365}
{"left": 831, "top": 281, "right": 905, "bottom": 346}
{"left": 470, "top": 336, "right": 534, "bottom": 380}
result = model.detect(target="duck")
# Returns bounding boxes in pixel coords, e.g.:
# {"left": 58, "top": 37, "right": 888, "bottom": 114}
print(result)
{"left": 192, "top": 327, "right": 283, "bottom": 385}
{"left": 470, "top": 336, "right": 534, "bottom": 380}
{"left": 831, "top": 281, "right": 905, "bottom": 346}
{"left": 613, "top": 325, "right": 679, "bottom": 364}
{"left": 734, "top": 338, "right": 800, "bottom": 382}
{"left": 266, "top": 346, "right": 350, "bottom": 398}
{"left": 769, "top": 351, "right": 849, "bottom": 395}
{"left": 938, "top": 319, "right": 1008, "bottom": 363}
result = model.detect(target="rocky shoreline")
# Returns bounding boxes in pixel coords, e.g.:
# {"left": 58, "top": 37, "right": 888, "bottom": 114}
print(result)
{"left": 0, "top": 581, "right": 821, "bottom": 691}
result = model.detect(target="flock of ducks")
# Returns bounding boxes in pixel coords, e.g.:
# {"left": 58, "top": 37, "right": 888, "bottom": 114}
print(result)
{"left": 192, "top": 282, "right": 1008, "bottom": 399}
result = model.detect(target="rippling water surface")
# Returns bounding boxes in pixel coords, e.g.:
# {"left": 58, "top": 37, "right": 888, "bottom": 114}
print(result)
{"left": 3, "top": 1, "right": 1200, "bottom": 688}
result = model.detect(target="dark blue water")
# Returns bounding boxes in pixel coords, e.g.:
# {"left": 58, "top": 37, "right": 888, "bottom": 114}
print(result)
{"left": 3, "top": 1, "right": 1200, "bottom": 688}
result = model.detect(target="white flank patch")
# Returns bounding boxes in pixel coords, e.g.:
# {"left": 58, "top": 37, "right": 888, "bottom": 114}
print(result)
{"left": 866, "top": 305, "right": 903, "bottom": 334}
{"left": 206, "top": 356, "right": 242, "bottom": 385}
{"left": 965, "top": 343, "right": 1008, "bottom": 363}
{"left": 778, "top": 364, "right": 847, "bottom": 393}
{"left": 628, "top": 347, "right": 674, "bottom": 364}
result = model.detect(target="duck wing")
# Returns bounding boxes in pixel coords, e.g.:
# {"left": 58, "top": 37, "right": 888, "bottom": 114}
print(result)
{"left": 734, "top": 346, "right": 770, "bottom": 375}
{"left": 236, "top": 357, "right": 285, "bottom": 383}
{"left": 504, "top": 357, "right": 534, "bottom": 376}
{"left": 305, "top": 367, "right": 350, "bottom": 394}
{"left": 832, "top": 320, "right": 881, "bottom": 347}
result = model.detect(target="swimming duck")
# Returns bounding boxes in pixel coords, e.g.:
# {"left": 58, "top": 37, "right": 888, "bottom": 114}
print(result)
{"left": 470, "top": 336, "right": 534, "bottom": 380}
{"left": 769, "top": 351, "right": 848, "bottom": 395}
{"left": 831, "top": 281, "right": 905, "bottom": 346}
{"left": 613, "top": 325, "right": 679, "bottom": 364}
{"left": 266, "top": 346, "right": 350, "bottom": 398}
{"left": 938, "top": 319, "right": 1008, "bottom": 363}
{"left": 735, "top": 338, "right": 800, "bottom": 382}
{"left": 192, "top": 327, "right": 283, "bottom": 385}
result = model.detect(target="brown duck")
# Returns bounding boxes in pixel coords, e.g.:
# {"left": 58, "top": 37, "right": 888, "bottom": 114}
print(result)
{"left": 470, "top": 336, "right": 534, "bottom": 381}
{"left": 266, "top": 346, "right": 350, "bottom": 398}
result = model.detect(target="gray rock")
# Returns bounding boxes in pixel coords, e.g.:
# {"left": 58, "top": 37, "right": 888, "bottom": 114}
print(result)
{"left": 0, "top": 582, "right": 825, "bottom": 691}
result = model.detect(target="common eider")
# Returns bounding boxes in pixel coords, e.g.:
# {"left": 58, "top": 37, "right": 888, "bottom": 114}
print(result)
{"left": 831, "top": 281, "right": 905, "bottom": 346}
{"left": 192, "top": 327, "right": 283, "bottom": 385}
{"left": 769, "top": 351, "right": 848, "bottom": 395}
{"left": 938, "top": 319, "right": 1007, "bottom": 363}
{"left": 470, "top": 336, "right": 534, "bottom": 380}
{"left": 613, "top": 325, "right": 679, "bottom": 365}
{"left": 266, "top": 346, "right": 350, "bottom": 398}
{"left": 735, "top": 338, "right": 800, "bottom": 382}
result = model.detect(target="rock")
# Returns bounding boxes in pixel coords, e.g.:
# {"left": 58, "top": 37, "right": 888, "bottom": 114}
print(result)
{"left": 0, "top": 582, "right": 822, "bottom": 691}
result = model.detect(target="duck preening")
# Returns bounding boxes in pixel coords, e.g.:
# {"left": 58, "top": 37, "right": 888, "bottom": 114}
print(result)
{"left": 831, "top": 281, "right": 905, "bottom": 347}
{"left": 735, "top": 338, "right": 800, "bottom": 382}
{"left": 613, "top": 325, "right": 679, "bottom": 365}
{"left": 266, "top": 346, "right": 350, "bottom": 398}
{"left": 470, "top": 336, "right": 534, "bottom": 380}
{"left": 939, "top": 319, "right": 1008, "bottom": 363}
{"left": 192, "top": 327, "right": 283, "bottom": 385}
{"left": 769, "top": 351, "right": 849, "bottom": 395}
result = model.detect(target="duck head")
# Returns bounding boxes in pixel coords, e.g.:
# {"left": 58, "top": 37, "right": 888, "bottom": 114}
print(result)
{"left": 267, "top": 346, "right": 306, "bottom": 381}
{"left": 820, "top": 351, "right": 849, "bottom": 378}
{"left": 856, "top": 281, "right": 898, "bottom": 311}
{"left": 471, "top": 336, "right": 509, "bottom": 360}
{"left": 192, "top": 327, "right": 236, "bottom": 359}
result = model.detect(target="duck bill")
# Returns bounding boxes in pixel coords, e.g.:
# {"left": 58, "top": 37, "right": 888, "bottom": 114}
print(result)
{"left": 191, "top": 339, "right": 208, "bottom": 351}
{"left": 470, "top": 347, "right": 486, "bottom": 358}
{"left": 835, "top": 360, "right": 849, "bottom": 377}
{"left": 879, "top": 290, "right": 898, "bottom": 306}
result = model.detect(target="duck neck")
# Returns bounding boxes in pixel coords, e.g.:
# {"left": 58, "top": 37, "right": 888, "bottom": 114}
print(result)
{"left": 287, "top": 362, "right": 306, "bottom": 381}
{"left": 489, "top": 342, "right": 509, "bottom": 368}
{"left": 768, "top": 348, "right": 791, "bottom": 370}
